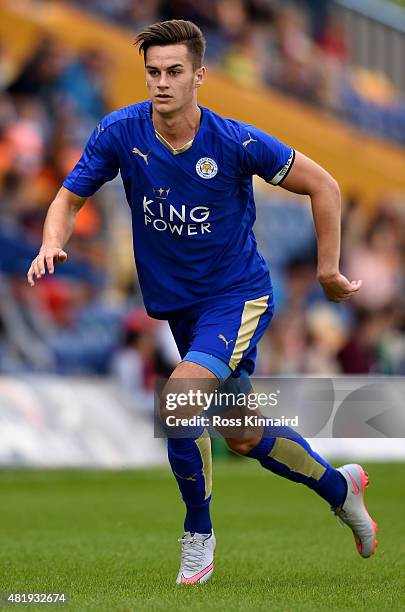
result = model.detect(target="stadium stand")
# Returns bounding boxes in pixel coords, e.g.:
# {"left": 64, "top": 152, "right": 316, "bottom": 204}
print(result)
{"left": 61, "top": 0, "right": 405, "bottom": 145}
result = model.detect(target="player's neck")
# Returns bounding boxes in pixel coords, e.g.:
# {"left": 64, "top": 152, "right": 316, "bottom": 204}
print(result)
{"left": 152, "top": 103, "right": 201, "bottom": 149}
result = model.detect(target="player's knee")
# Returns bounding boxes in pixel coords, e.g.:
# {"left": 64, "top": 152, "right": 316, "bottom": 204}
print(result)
{"left": 159, "top": 381, "right": 204, "bottom": 422}
{"left": 225, "top": 435, "right": 262, "bottom": 456}
{"left": 160, "top": 360, "right": 218, "bottom": 423}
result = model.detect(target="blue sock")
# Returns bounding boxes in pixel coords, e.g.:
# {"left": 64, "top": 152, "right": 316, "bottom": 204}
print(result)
{"left": 184, "top": 505, "right": 212, "bottom": 535}
{"left": 168, "top": 431, "right": 212, "bottom": 534}
{"left": 247, "top": 424, "right": 347, "bottom": 507}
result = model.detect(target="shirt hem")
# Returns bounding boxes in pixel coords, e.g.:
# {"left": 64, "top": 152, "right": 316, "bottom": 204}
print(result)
{"left": 145, "top": 286, "right": 273, "bottom": 320}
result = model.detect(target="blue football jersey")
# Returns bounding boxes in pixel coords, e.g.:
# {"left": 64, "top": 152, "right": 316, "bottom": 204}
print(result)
{"left": 63, "top": 101, "right": 295, "bottom": 318}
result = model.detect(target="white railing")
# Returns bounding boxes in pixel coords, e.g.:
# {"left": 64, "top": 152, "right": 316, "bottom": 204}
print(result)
{"left": 334, "top": 0, "right": 405, "bottom": 92}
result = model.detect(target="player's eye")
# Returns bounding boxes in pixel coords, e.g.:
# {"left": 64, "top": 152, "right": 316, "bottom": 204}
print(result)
{"left": 148, "top": 70, "right": 159, "bottom": 76}
{"left": 169, "top": 70, "right": 180, "bottom": 76}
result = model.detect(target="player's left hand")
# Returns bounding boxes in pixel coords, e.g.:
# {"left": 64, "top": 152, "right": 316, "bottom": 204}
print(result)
{"left": 317, "top": 272, "right": 362, "bottom": 302}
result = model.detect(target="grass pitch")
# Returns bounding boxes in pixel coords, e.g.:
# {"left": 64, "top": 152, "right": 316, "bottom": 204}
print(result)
{"left": 0, "top": 459, "right": 404, "bottom": 611}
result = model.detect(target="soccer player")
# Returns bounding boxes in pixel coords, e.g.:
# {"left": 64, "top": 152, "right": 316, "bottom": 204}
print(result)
{"left": 27, "top": 20, "right": 377, "bottom": 584}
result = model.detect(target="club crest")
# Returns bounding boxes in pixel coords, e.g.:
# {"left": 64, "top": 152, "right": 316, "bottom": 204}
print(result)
{"left": 196, "top": 157, "right": 218, "bottom": 179}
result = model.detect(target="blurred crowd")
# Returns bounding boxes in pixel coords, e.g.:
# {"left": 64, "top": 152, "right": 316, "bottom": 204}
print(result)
{"left": 68, "top": 0, "right": 405, "bottom": 145}
{"left": 0, "top": 3, "right": 405, "bottom": 416}
{"left": 254, "top": 190, "right": 405, "bottom": 376}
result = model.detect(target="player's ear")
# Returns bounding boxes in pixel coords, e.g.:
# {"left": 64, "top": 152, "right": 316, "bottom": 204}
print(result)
{"left": 195, "top": 66, "right": 206, "bottom": 89}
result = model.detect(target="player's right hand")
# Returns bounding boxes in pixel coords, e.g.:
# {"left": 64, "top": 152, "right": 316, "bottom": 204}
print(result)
{"left": 27, "top": 247, "right": 68, "bottom": 287}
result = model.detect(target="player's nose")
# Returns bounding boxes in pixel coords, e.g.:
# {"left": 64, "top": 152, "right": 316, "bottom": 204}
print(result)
{"left": 158, "top": 72, "right": 169, "bottom": 89}
{"left": 157, "top": 72, "right": 169, "bottom": 88}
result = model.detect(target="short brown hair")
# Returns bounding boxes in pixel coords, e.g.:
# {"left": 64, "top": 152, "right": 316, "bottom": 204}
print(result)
{"left": 134, "top": 20, "right": 206, "bottom": 70}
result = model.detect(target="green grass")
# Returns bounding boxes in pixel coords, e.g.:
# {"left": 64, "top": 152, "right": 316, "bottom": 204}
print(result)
{"left": 0, "top": 460, "right": 404, "bottom": 611}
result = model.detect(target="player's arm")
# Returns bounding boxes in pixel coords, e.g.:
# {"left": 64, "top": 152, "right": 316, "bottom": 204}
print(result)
{"left": 27, "top": 187, "right": 86, "bottom": 287}
{"left": 27, "top": 118, "right": 119, "bottom": 287}
{"left": 279, "top": 151, "right": 362, "bottom": 302}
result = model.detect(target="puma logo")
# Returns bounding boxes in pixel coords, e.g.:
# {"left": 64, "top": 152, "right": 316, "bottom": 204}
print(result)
{"left": 218, "top": 334, "right": 233, "bottom": 350}
{"left": 174, "top": 470, "right": 197, "bottom": 482}
{"left": 132, "top": 147, "right": 150, "bottom": 165}
{"left": 242, "top": 132, "right": 258, "bottom": 147}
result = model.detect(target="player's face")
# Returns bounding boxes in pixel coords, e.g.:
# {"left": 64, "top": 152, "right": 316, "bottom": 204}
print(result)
{"left": 145, "top": 44, "right": 205, "bottom": 115}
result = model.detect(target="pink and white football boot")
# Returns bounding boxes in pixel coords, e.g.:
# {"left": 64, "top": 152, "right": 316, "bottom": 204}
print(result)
{"left": 333, "top": 464, "right": 378, "bottom": 558}
{"left": 176, "top": 531, "right": 216, "bottom": 584}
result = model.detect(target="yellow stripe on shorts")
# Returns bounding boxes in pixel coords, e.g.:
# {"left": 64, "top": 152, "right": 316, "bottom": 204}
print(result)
{"left": 228, "top": 295, "right": 269, "bottom": 371}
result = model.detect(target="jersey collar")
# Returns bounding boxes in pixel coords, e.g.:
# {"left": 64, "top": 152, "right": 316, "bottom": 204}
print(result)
{"left": 154, "top": 129, "right": 194, "bottom": 155}
{"left": 148, "top": 101, "right": 204, "bottom": 156}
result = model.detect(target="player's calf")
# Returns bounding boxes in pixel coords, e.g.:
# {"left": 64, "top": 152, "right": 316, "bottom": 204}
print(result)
{"left": 238, "top": 422, "right": 347, "bottom": 508}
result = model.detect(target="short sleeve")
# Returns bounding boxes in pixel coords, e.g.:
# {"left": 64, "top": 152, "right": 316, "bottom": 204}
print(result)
{"left": 63, "top": 122, "right": 119, "bottom": 197}
{"left": 240, "top": 124, "right": 295, "bottom": 185}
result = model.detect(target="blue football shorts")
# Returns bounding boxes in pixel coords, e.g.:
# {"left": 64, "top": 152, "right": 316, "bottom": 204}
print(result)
{"left": 168, "top": 293, "right": 274, "bottom": 382}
